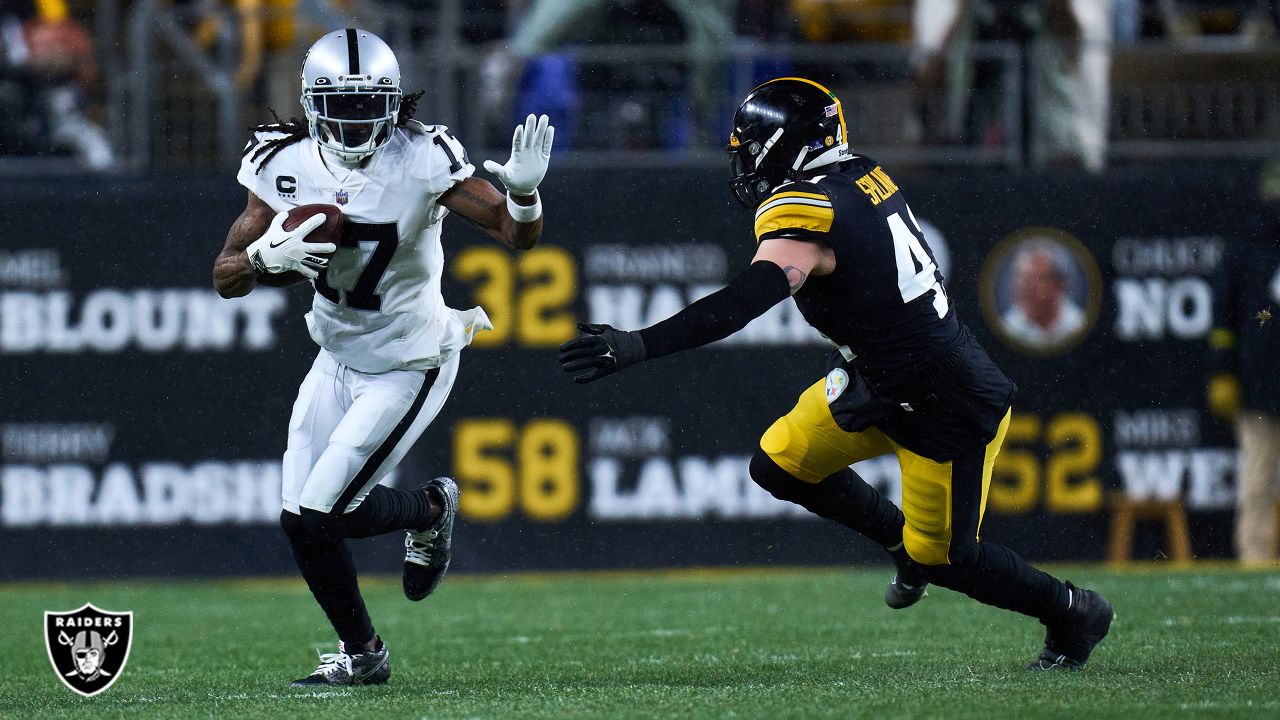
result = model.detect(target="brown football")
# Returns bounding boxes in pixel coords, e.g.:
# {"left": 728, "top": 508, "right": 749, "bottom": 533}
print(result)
{"left": 255, "top": 204, "right": 344, "bottom": 288}
{"left": 283, "top": 203, "right": 344, "bottom": 251}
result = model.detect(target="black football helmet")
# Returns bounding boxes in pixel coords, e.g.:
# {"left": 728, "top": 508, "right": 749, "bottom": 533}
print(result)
{"left": 727, "top": 77, "right": 850, "bottom": 209}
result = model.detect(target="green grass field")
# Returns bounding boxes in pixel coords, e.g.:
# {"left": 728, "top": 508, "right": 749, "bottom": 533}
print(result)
{"left": 2, "top": 566, "right": 1277, "bottom": 719}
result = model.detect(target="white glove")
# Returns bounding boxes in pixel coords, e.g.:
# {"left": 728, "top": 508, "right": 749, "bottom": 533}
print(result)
{"left": 483, "top": 113, "right": 554, "bottom": 196}
{"left": 245, "top": 212, "right": 336, "bottom": 279}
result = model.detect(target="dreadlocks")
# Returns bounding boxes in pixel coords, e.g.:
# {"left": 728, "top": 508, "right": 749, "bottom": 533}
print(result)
{"left": 246, "top": 90, "right": 426, "bottom": 175}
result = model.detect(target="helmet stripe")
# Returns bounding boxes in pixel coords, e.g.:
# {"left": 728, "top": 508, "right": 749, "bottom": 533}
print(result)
{"left": 345, "top": 28, "right": 360, "bottom": 74}
{"left": 753, "top": 76, "right": 848, "bottom": 155}
{"left": 759, "top": 76, "right": 835, "bottom": 97}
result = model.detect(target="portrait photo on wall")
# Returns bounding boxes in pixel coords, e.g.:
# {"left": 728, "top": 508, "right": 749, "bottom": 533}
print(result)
{"left": 980, "top": 227, "right": 1101, "bottom": 356}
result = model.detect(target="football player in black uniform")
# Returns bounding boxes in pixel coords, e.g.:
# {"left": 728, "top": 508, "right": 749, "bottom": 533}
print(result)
{"left": 560, "top": 77, "right": 1114, "bottom": 670}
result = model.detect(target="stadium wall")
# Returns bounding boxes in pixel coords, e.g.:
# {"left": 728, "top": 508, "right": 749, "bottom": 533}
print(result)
{"left": 0, "top": 163, "right": 1255, "bottom": 579}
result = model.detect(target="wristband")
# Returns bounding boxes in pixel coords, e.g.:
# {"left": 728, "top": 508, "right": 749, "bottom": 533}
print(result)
{"left": 507, "top": 191, "right": 542, "bottom": 223}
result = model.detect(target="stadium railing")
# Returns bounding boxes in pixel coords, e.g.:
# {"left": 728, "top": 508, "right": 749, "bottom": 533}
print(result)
{"left": 2, "top": 1, "right": 1278, "bottom": 174}
{"left": 1109, "top": 42, "right": 1280, "bottom": 161}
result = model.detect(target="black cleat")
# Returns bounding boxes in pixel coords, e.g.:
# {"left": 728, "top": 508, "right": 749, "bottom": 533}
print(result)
{"left": 884, "top": 547, "right": 929, "bottom": 609}
{"left": 1028, "top": 582, "right": 1115, "bottom": 671}
{"left": 290, "top": 640, "right": 390, "bottom": 686}
{"left": 884, "top": 573, "right": 929, "bottom": 609}
{"left": 403, "top": 477, "right": 459, "bottom": 602}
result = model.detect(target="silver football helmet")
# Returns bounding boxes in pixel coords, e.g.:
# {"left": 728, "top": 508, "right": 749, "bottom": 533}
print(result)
{"left": 301, "top": 28, "right": 403, "bottom": 163}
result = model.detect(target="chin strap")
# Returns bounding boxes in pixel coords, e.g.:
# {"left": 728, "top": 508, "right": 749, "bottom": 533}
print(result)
{"left": 319, "top": 143, "right": 375, "bottom": 168}
{"left": 800, "top": 143, "right": 850, "bottom": 173}
{"left": 790, "top": 146, "right": 811, "bottom": 172}
{"left": 313, "top": 119, "right": 390, "bottom": 165}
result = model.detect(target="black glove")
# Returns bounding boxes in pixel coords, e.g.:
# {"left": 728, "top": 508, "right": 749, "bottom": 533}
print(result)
{"left": 558, "top": 323, "right": 647, "bottom": 384}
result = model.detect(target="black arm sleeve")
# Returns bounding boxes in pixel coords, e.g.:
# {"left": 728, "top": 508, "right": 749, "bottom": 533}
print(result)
{"left": 637, "top": 261, "right": 791, "bottom": 360}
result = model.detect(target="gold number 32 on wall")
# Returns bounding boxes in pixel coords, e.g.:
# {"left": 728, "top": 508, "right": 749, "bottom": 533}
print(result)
{"left": 452, "top": 246, "right": 577, "bottom": 348}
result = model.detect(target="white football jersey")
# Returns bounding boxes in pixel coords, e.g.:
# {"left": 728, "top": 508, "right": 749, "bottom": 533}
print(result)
{"left": 238, "top": 120, "right": 491, "bottom": 374}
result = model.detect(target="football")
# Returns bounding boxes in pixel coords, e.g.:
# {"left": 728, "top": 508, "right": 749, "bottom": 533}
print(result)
{"left": 283, "top": 203, "right": 344, "bottom": 250}
{"left": 253, "top": 204, "right": 344, "bottom": 287}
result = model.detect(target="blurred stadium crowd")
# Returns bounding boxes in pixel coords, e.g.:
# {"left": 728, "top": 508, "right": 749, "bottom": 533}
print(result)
{"left": 2, "top": 0, "right": 1278, "bottom": 171}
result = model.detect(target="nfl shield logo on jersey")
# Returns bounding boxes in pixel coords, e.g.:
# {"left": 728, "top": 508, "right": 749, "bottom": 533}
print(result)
{"left": 45, "top": 604, "right": 134, "bottom": 697}
{"left": 335, "top": 189, "right": 349, "bottom": 205}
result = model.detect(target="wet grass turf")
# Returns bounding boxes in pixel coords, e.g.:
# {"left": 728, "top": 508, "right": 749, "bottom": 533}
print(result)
{"left": 1, "top": 565, "right": 1277, "bottom": 719}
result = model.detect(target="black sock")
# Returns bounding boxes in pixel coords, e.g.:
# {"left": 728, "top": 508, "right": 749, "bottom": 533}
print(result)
{"left": 886, "top": 544, "right": 928, "bottom": 587}
{"left": 749, "top": 451, "right": 905, "bottom": 548}
{"left": 281, "top": 509, "right": 375, "bottom": 648}
{"left": 342, "top": 484, "right": 437, "bottom": 539}
{"left": 920, "top": 540, "right": 1072, "bottom": 623}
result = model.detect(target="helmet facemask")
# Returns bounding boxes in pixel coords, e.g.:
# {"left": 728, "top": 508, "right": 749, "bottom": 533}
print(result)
{"left": 299, "top": 29, "right": 404, "bottom": 164}
{"left": 728, "top": 130, "right": 787, "bottom": 210}
{"left": 303, "top": 85, "right": 401, "bottom": 163}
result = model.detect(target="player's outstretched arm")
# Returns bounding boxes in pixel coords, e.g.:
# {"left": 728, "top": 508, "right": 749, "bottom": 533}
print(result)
{"left": 439, "top": 176, "right": 543, "bottom": 250}
{"left": 440, "top": 114, "right": 554, "bottom": 251}
{"left": 559, "top": 238, "right": 830, "bottom": 384}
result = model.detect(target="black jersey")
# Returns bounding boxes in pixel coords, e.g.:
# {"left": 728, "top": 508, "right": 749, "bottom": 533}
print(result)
{"left": 754, "top": 157, "right": 1016, "bottom": 458}
{"left": 754, "top": 157, "right": 958, "bottom": 385}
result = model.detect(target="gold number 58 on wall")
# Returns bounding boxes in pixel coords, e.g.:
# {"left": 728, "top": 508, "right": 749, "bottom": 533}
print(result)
{"left": 452, "top": 418, "right": 580, "bottom": 522}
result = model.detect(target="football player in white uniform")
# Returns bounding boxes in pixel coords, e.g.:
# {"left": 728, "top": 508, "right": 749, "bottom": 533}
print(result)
{"left": 212, "top": 28, "right": 554, "bottom": 686}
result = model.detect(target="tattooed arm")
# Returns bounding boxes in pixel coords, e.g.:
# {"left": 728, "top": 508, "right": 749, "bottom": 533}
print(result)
{"left": 213, "top": 191, "right": 306, "bottom": 298}
{"left": 438, "top": 176, "right": 543, "bottom": 251}
{"left": 751, "top": 237, "right": 837, "bottom": 295}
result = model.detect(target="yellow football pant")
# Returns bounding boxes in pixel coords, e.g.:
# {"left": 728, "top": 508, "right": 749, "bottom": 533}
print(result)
{"left": 760, "top": 379, "right": 1011, "bottom": 566}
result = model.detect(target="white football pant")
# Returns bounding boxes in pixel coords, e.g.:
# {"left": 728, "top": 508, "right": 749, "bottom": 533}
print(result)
{"left": 281, "top": 349, "right": 458, "bottom": 515}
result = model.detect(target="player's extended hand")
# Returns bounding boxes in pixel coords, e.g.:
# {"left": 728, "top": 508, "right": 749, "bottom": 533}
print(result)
{"left": 483, "top": 113, "right": 554, "bottom": 196}
{"left": 246, "top": 211, "right": 336, "bottom": 279}
{"left": 558, "top": 323, "right": 646, "bottom": 384}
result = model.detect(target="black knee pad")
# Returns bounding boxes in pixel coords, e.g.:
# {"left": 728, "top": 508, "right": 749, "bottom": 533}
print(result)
{"left": 299, "top": 507, "right": 344, "bottom": 542}
{"left": 948, "top": 540, "right": 982, "bottom": 569}
{"left": 280, "top": 509, "right": 308, "bottom": 543}
{"left": 749, "top": 449, "right": 810, "bottom": 503}
{"left": 917, "top": 541, "right": 984, "bottom": 585}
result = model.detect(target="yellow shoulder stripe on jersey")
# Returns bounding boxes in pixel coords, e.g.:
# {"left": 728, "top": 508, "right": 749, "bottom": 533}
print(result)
{"left": 760, "top": 190, "right": 829, "bottom": 206}
{"left": 754, "top": 200, "right": 835, "bottom": 241}
{"left": 771, "top": 190, "right": 828, "bottom": 200}
{"left": 755, "top": 191, "right": 831, "bottom": 218}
